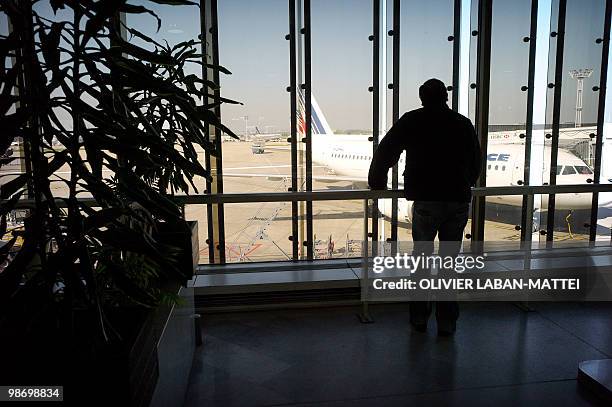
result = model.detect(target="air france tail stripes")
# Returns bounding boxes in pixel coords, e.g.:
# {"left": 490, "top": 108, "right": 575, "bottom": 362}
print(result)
{"left": 297, "top": 89, "right": 334, "bottom": 136}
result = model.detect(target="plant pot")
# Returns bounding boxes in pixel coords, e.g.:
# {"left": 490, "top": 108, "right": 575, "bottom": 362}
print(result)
{"left": 0, "top": 281, "right": 195, "bottom": 406}
{"left": 155, "top": 220, "right": 199, "bottom": 283}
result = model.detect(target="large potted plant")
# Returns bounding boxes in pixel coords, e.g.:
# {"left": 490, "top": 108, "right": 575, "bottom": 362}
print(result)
{"left": 0, "top": 0, "right": 237, "bottom": 403}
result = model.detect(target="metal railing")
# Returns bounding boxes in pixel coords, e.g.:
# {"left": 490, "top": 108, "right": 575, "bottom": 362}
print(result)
{"left": 175, "top": 184, "right": 612, "bottom": 204}
{"left": 5, "top": 183, "right": 612, "bottom": 267}
{"left": 8, "top": 183, "right": 612, "bottom": 206}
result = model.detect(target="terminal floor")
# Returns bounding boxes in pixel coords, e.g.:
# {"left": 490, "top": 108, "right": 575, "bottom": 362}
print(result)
{"left": 185, "top": 302, "right": 612, "bottom": 406}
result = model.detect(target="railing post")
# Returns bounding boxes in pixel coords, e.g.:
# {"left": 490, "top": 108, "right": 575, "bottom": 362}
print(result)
{"left": 371, "top": 0, "right": 380, "bottom": 246}
{"left": 200, "top": 0, "right": 226, "bottom": 264}
{"left": 390, "top": 0, "right": 400, "bottom": 243}
{"left": 359, "top": 198, "right": 374, "bottom": 323}
{"left": 303, "top": 0, "right": 314, "bottom": 260}
{"left": 289, "top": 0, "right": 299, "bottom": 260}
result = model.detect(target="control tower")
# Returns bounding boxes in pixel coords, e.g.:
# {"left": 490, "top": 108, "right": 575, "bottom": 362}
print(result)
{"left": 569, "top": 69, "right": 593, "bottom": 127}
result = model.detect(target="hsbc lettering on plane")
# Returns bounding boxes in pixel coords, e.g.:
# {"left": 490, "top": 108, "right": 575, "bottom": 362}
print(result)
{"left": 487, "top": 153, "right": 510, "bottom": 162}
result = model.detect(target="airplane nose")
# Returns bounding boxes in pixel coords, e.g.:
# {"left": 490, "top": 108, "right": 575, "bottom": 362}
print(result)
{"left": 599, "top": 192, "right": 612, "bottom": 208}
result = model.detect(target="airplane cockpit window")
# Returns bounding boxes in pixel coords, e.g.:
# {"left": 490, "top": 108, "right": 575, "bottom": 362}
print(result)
{"left": 562, "top": 166, "right": 577, "bottom": 175}
{"left": 554, "top": 165, "right": 563, "bottom": 175}
{"left": 574, "top": 165, "right": 593, "bottom": 175}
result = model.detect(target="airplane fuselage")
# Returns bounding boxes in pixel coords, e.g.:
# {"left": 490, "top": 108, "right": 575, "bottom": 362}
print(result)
{"left": 312, "top": 133, "right": 609, "bottom": 224}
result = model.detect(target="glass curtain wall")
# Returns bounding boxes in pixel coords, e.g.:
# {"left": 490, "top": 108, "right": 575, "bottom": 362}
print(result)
{"left": 208, "top": 0, "right": 610, "bottom": 263}
{"left": 19, "top": 0, "right": 610, "bottom": 264}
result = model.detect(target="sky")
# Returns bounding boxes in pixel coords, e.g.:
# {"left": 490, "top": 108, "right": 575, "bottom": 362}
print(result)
{"left": 1, "top": 0, "right": 608, "bottom": 133}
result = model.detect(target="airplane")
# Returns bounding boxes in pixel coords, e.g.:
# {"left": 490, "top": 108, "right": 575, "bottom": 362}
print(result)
{"left": 252, "top": 126, "right": 283, "bottom": 142}
{"left": 224, "top": 91, "right": 612, "bottom": 234}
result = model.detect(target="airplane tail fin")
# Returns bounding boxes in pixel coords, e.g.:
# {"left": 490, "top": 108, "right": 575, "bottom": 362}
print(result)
{"left": 298, "top": 89, "right": 334, "bottom": 136}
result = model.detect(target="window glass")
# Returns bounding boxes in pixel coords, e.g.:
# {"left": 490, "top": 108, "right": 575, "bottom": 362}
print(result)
{"left": 562, "top": 165, "right": 577, "bottom": 175}
{"left": 125, "top": 1, "right": 206, "bottom": 195}
{"left": 574, "top": 165, "right": 592, "bottom": 175}
{"left": 214, "top": 0, "right": 291, "bottom": 262}
{"left": 483, "top": 0, "right": 531, "bottom": 243}
{"left": 540, "top": 0, "right": 606, "bottom": 242}
{"left": 218, "top": 0, "right": 290, "bottom": 197}
{"left": 311, "top": 0, "right": 372, "bottom": 258}
{"left": 399, "top": 0, "right": 455, "bottom": 113}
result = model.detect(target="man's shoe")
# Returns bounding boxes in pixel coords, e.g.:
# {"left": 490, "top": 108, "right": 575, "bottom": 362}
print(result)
{"left": 437, "top": 319, "right": 456, "bottom": 336}
{"left": 410, "top": 321, "right": 427, "bottom": 332}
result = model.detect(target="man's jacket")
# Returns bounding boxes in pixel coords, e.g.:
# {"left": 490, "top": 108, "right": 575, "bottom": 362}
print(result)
{"left": 368, "top": 105, "right": 482, "bottom": 202}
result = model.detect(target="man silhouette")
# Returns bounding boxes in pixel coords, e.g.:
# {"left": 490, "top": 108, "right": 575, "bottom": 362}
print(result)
{"left": 368, "top": 78, "right": 482, "bottom": 336}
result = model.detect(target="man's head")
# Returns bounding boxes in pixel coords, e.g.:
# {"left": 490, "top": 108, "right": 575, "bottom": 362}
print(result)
{"left": 419, "top": 79, "right": 448, "bottom": 107}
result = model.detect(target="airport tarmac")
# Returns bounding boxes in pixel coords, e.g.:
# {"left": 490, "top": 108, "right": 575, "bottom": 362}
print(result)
{"left": 0, "top": 141, "right": 595, "bottom": 264}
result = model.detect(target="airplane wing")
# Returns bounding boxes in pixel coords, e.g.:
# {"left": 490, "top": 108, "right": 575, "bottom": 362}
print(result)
{"left": 225, "top": 165, "right": 295, "bottom": 171}
{"left": 224, "top": 164, "right": 326, "bottom": 171}
{"left": 222, "top": 172, "right": 367, "bottom": 183}
{"left": 260, "top": 146, "right": 291, "bottom": 151}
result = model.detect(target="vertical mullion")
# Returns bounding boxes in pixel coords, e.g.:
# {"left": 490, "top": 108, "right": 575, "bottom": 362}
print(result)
{"left": 546, "top": 0, "right": 567, "bottom": 241}
{"left": 589, "top": 0, "right": 612, "bottom": 241}
{"left": 200, "top": 0, "right": 215, "bottom": 264}
{"left": 210, "top": 0, "right": 226, "bottom": 263}
{"left": 471, "top": 0, "right": 493, "bottom": 244}
{"left": 371, "top": 0, "right": 380, "bottom": 246}
{"left": 458, "top": 0, "right": 471, "bottom": 116}
{"left": 390, "top": 0, "right": 400, "bottom": 242}
{"left": 452, "top": 0, "right": 461, "bottom": 111}
{"left": 520, "top": 0, "right": 539, "bottom": 242}
{"left": 304, "top": 0, "right": 313, "bottom": 260}
{"left": 289, "top": 0, "right": 299, "bottom": 259}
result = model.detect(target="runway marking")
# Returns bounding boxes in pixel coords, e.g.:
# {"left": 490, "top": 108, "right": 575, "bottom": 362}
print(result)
{"left": 223, "top": 165, "right": 325, "bottom": 170}
{"left": 200, "top": 243, "right": 264, "bottom": 261}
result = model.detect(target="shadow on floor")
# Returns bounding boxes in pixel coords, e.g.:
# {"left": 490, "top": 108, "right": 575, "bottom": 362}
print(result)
{"left": 185, "top": 302, "right": 612, "bottom": 407}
